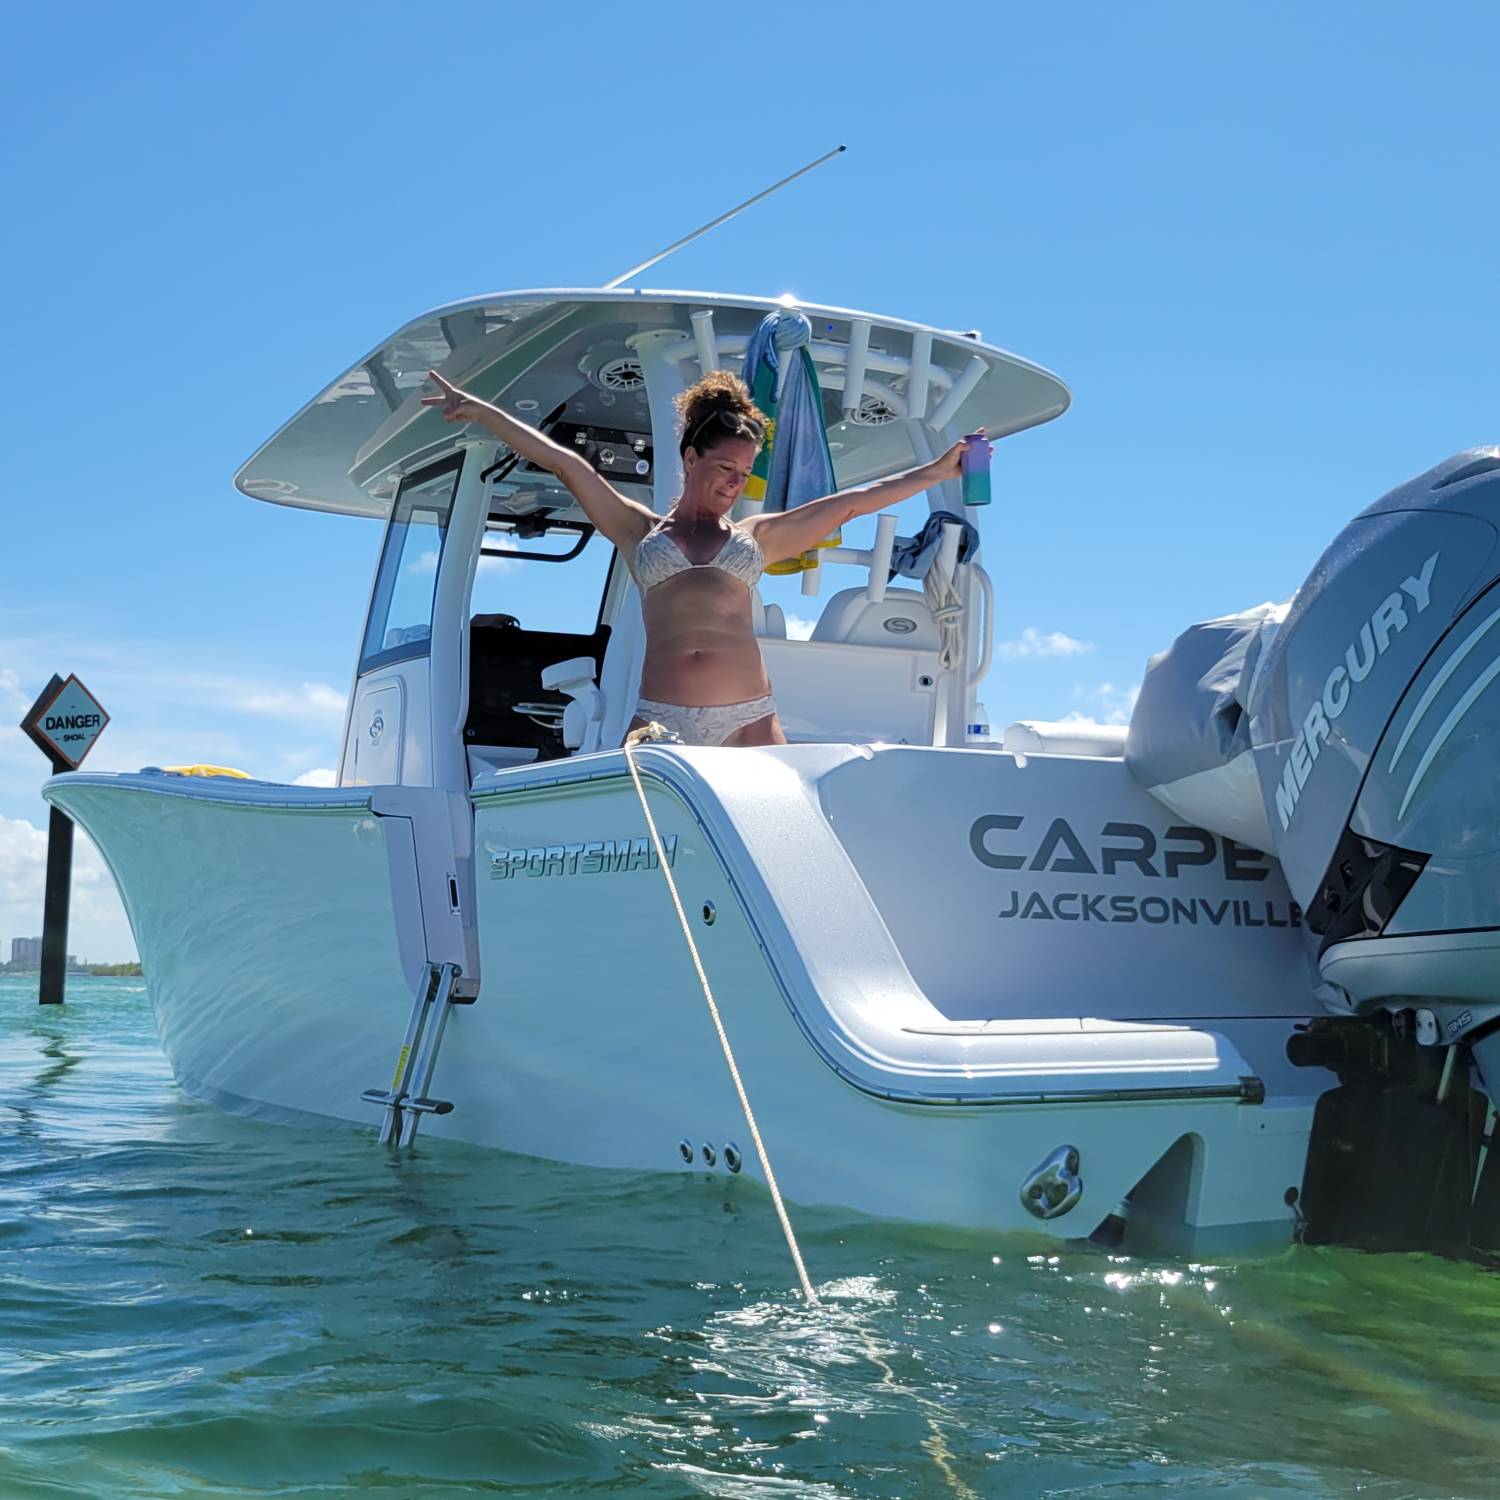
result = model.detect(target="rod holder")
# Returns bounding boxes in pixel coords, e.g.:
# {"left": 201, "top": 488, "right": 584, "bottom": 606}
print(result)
{"left": 842, "top": 318, "right": 872, "bottom": 416}
{"left": 928, "top": 353, "right": 988, "bottom": 432}
{"left": 867, "top": 513, "right": 897, "bottom": 603}
{"left": 690, "top": 309, "right": 719, "bottom": 374}
{"left": 936, "top": 517, "right": 964, "bottom": 578}
{"left": 627, "top": 330, "right": 690, "bottom": 513}
{"left": 906, "top": 331, "right": 932, "bottom": 424}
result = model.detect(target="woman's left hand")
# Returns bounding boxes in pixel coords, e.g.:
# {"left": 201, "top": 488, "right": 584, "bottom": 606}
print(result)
{"left": 928, "top": 428, "right": 983, "bottom": 482}
{"left": 421, "top": 369, "right": 490, "bottom": 425}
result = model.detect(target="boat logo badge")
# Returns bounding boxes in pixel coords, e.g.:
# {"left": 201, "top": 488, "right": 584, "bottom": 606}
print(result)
{"left": 368, "top": 713, "right": 384, "bottom": 742}
{"left": 1020, "top": 1145, "right": 1083, "bottom": 1220}
{"left": 882, "top": 617, "right": 918, "bottom": 634}
{"left": 489, "top": 835, "right": 678, "bottom": 881}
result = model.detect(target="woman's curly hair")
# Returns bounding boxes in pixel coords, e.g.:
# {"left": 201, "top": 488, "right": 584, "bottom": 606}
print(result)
{"left": 675, "top": 371, "right": 768, "bottom": 456}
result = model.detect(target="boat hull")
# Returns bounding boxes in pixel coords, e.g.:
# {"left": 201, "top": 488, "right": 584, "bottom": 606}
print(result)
{"left": 47, "top": 752, "right": 1326, "bottom": 1254}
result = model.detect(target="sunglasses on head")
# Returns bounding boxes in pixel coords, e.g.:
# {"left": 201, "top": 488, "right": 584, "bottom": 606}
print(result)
{"left": 684, "top": 408, "right": 765, "bottom": 451}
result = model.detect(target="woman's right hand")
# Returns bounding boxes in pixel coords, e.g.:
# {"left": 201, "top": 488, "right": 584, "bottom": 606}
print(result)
{"left": 421, "top": 369, "right": 490, "bottom": 424}
{"left": 927, "top": 428, "right": 984, "bottom": 483}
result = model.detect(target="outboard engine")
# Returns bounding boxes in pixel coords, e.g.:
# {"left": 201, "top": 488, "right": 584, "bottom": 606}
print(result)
{"left": 1129, "top": 449, "right": 1500, "bottom": 1253}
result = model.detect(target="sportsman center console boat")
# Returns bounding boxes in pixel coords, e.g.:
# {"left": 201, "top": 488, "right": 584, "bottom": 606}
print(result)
{"left": 46, "top": 288, "right": 1500, "bottom": 1257}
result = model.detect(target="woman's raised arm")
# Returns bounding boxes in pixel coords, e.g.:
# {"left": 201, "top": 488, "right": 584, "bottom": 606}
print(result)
{"left": 422, "top": 370, "right": 655, "bottom": 551}
{"left": 745, "top": 435, "right": 975, "bottom": 566}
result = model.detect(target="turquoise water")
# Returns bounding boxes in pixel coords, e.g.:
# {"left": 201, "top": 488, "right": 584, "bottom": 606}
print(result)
{"left": 2, "top": 977, "right": 1499, "bottom": 1497}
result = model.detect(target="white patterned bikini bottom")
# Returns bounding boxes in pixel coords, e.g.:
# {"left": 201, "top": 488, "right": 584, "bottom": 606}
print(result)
{"left": 633, "top": 693, "right": 776, "bottom": 747}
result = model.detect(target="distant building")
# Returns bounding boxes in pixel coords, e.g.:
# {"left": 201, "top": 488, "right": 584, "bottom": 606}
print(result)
{"left": 3, "top": 938, "right": 81, "bottom": 970}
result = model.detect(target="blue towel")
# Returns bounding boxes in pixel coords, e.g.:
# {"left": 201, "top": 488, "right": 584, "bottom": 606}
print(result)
{"left": 742, "top": 309, "right": 836, "bottom": 520}
{"left": 888, "top": 511, "right": 979, "bottom": 581}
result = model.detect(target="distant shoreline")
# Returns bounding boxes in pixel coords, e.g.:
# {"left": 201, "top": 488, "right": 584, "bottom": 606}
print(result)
{"left": 1, "top": 964, "right": 144, "bottom": 978}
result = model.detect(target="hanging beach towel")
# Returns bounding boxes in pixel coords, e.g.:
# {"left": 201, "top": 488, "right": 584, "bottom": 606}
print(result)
{"left": 739, "top": 310, "right": 839, "bottom": 575}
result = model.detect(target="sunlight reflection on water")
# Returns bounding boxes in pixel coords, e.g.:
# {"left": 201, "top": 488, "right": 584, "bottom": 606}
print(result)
{"left": 1, "top": 976, "right": 1498, "bottom": 1498}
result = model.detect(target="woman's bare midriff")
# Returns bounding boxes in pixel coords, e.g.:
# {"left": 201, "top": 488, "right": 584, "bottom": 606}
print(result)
{"left": 637, "top": 571, "right": 771, "bottom": 706}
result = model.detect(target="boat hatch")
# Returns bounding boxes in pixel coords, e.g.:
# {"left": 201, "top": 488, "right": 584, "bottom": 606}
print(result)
{"left": 235, "top": 289, "right": 1071, "bottom": 520}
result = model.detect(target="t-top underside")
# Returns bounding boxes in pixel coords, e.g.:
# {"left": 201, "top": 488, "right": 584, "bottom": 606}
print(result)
{"left": 235, "top": 288, "right": 1072, "bottom": 520}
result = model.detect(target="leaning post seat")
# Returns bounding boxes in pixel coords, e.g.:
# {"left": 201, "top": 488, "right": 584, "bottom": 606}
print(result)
{"left": 809, "top": 587, "right": 941, "bottom": 650}
{"left": 753, "top": 512, "right": 971, "bottom": 745}
{"left": 465, "top": 615, "right": 611, "bottom": 761}
{"left": 758, "top": 585, "right": 946, "bottom": 745}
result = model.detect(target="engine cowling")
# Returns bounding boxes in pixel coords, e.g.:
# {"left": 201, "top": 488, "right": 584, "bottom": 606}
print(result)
{"left": 1129, "top": 449, "right": 1500, "bottom": 1077}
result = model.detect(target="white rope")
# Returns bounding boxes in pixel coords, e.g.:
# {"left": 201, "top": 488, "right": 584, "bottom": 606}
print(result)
{"left": 924, "top": 555, "right": 966, "bottom": 674}
{"left": 622, "top": 727, "right": 982, "bottom": 1496}
{"left": 622, "top": 726, "right": 820, "bottom": 1307}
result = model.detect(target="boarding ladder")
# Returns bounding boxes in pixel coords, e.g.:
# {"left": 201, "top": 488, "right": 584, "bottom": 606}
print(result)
{"left": 362, "top": 961, "right": 474, "bottom": 1146}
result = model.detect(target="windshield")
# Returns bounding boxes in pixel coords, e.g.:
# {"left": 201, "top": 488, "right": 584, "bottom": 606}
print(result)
{"left": 359, "top": 454, "right": 462, "bottom": 672}
{"left": 470, "top": 519, "right": 615, "bottom": 635}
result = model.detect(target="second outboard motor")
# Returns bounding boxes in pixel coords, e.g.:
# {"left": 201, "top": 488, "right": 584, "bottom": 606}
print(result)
{"left": 1130, "top": 449, "right": 1500, "bottom": 1251}
{"left": 1248, "top": 449, "right": 1500, "bottom": 1251}
{"left": 1248, "top": 451, "right": 1500, "bottom": 1075}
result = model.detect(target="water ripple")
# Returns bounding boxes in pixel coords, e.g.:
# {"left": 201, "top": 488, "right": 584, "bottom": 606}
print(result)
{"left": 2, "top": 977, "right": 1499, "bottom": 1497}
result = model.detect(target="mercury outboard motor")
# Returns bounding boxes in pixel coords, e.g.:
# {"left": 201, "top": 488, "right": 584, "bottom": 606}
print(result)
{"left": 1129, "top": 449, "right": 1500, "bottom": 1251}
{"left": 1249, "top": 451, "right": 1500, "bottom": 1066}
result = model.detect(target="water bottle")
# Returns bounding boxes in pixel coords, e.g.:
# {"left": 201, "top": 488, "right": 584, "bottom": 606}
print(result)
{"left": 960, "top": 432, "right": 993, "bottom": 506}
{"left": 966, "top": 701, "right": 993, "bottom": 744}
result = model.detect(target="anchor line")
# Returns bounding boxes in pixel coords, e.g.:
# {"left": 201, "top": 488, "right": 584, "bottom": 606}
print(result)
{"left": 622, "top": 727, "right": 984, "bottom": 1497}
{"left": 621, "top": 725, "right": 819, "bottom": 1307}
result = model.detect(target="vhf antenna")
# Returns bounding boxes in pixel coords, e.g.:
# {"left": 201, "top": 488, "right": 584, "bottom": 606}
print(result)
{"left": 602, "top": 145, "right": 846, "bottom": 290}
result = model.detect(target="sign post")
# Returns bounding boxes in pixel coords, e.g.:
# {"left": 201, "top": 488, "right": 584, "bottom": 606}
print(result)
{"left": 20, "top": 674, "right": 110, "bottom": 1005}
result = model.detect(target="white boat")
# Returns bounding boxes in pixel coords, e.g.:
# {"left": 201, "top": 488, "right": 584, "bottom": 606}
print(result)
{"left": 48, "top": 287, "right": 1500, "bottom": 1258}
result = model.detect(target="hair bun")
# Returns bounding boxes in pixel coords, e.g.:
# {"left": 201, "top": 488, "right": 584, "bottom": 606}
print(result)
{"left": 674, "top": 371, "right": 769, "bottom": 455}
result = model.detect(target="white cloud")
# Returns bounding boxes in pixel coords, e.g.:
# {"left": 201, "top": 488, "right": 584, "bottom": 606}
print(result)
{"left": 782, "top": 613, "right": 816, "bottom": 641}
{"left": 0, "top": 637, "right": 343, "bottom": 962}
{"left": 0, "top": 668, "right": 27, "bottom": 717}
{"left": 235, "top": 680, "right": 345, "bottom": 726}
{"left": 293, "top": 768, "right": 338, "bottom": 787}
{"left": 996, "top": 627, "right": 1093, "bottom": 660}
{"left": 0, "top": 632, "right": 347, "bottom": 735}
{"left": 1, "top": 636, "right": 348, "bottom": 829}
{"left": 0, "top": 814, "right": 134, "bottom": 963}
{"left": 475, "top": 533, "right": 524, "bottom": 580}
{"left": 1075, "top": 681, "right": 1141, "bottom": 725}
{"left": 0, "top": 814, "right": 47, "bottom": 907}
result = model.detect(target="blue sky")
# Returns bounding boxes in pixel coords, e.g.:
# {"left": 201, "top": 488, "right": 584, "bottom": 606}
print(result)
{"left": 4, "top": 2, "right": 1498, "bottom": 961}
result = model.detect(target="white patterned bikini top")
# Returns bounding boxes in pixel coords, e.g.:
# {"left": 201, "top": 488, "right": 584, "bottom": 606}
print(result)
{"left": 629, "top": 518, "right": 765, "bottom": 595}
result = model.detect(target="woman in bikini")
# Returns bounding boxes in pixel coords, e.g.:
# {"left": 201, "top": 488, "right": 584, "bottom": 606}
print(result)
{"left": 423, "top": 366, "right": 971, "bottom": 747}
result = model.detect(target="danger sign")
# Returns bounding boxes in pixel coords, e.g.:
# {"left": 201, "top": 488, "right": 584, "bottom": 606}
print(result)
{"left": 22, "top": 674, "right": 110, "bottom": 770}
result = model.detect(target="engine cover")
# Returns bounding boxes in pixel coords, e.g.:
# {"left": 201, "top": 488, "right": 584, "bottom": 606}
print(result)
{"left": 1259, "top": 454, "right": 1500, "bottom": 1011}
{"left": 1132, "top": 449, "right": 1500, "bottom": 1019}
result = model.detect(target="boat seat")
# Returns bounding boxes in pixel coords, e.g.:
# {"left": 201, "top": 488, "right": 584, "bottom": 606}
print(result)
{"left": 750, "top": 593, "right": 787, "bottom": 639}
{"left": 809, "top": 587, "right": 940, "bottom": 650}
{"left": 466, "top": 615, "right": 611, "bottom": 761}
{"left": 759, "top": 582, "right": 944, "bottom": 743}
